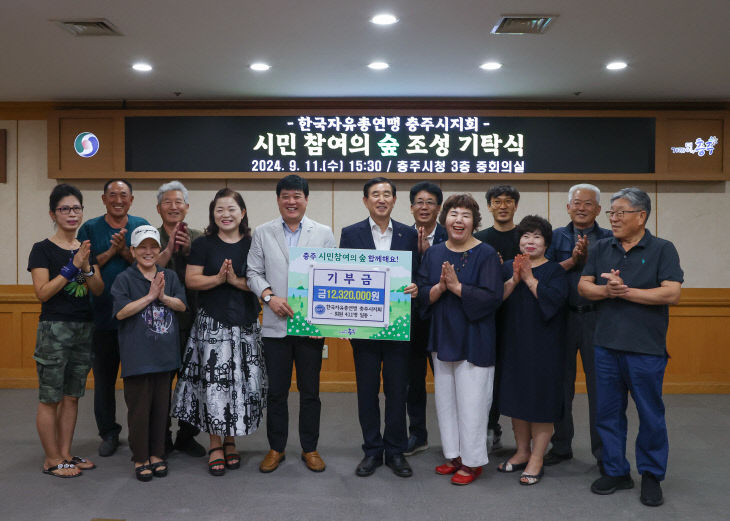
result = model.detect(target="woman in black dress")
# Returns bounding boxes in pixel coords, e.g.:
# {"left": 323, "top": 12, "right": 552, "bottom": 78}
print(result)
{"left": 497, "top": 215, "right": 568, "bottom": 485}
{"left": 171, "top": 188, "right": 267, "bottom": 476}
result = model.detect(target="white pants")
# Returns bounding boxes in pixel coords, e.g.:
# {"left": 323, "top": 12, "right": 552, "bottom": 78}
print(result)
{"left": 432, "top": 354, "right": 494, "bottom": 468}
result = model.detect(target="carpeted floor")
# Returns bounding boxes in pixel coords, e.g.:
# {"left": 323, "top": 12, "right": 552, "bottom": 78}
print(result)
{"left": 0, "top": 390, "right": 727, "bottom": 521}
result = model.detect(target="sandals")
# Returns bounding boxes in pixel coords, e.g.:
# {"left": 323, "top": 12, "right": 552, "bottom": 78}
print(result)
{"left": 208, "top": 447, "right": 226, "bottom": 476}
{"left": 497, "top": 459, "right": 528, "bottom": 473}
{"left": 135, "top": 463, "right": 153, "bottom": 482}
{"left": 70, "top": 456, "right": 96, "bottom": 470}
{"left": 43, "top": 460, "right": 81, "bottom": 478}
{"left": 520, "top": 467, "right": 545, "bottom": 486}
{"left": 223, "top": 441, "right": 241, "bottom": 470}
{"left": 151, "top": 460, "right": 168, "bottom": 478}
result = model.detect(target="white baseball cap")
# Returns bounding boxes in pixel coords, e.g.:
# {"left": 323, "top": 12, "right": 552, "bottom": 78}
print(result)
{"left": 130, "top": 225, "right": 161, "bottom": 247}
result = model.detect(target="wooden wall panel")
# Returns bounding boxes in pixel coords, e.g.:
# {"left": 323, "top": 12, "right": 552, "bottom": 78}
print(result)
{"left": 1, "top": 285, "right": 728, "bottom": 393}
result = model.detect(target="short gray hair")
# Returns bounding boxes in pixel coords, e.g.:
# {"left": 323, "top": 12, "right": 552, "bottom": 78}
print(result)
{"left": 611, "top": 187, "right": 651, "bottom": 219}
{"left": 157, "top": 181, "right": 189, "bottom": 204}
{"left": 568, "top": 183, "right": 601, "bottom": 205}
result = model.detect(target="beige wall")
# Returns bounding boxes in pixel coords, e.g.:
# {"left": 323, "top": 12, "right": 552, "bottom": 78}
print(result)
{"left": 2, "top": 120, "right": 726, "bottom": 288}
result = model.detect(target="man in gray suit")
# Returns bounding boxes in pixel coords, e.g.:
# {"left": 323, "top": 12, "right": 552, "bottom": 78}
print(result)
{"left": 247, "top": 175, "right": 336, "bottom": 474}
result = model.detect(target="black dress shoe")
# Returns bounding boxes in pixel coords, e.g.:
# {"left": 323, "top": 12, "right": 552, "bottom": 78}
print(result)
{"left": 543, "top": 449, "right": 573, "bottom": 466}
{"left": 98, "top": 436, "right": 119, "bottom": 457}
{"left": 385, "top": 454, "right": 413, "bottom": 478}
{"left": 355, "top": 455, "right": 383, "bottom": 477}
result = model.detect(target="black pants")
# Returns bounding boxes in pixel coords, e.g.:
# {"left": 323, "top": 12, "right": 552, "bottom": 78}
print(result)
{"left": 551, "top": 309, "right": 602, "bottom": 461}
{"left": 351, "top": 339, "right": 410, "bottom": 458}
{"left": 124, "top": 371, "right": 171, "bottom": 463}
{"left": 263, "top": 336, "right": 324, "bottom": 453}
{"left": 92, "top": 329, "right": 122, "bottom": 440}
{"left": 406, "top": 320, "right": 433, "bottom": 443}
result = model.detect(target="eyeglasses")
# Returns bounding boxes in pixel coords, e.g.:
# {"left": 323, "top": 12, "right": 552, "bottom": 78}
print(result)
{"left": 55, "top": 205, "right": 84, "bottom": 215}
{"left": 491, "top": 199, "right": 516, "bottom": 208}
{"left": 605, "top": 210, "right": 642, "bottom": 219}
{"left": 160, "top": 200, "right": 186, "bottom": 207}
{"left": 412, "top": 201, "right": 438, "bottom": 208}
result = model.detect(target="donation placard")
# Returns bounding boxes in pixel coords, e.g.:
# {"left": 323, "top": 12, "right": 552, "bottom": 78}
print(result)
{"left": 287, "top": 247, "right": 412, "bottom": 340}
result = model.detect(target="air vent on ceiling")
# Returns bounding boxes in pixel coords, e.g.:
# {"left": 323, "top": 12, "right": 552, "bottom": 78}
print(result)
{"left": 491, "top": 15, "right": 556, "bottom": 35}
{"left": 52, "top": 18, "right": 123, "bottom": 37}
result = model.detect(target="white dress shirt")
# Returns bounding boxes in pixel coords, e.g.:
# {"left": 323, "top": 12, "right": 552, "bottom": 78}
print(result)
{"left": 369, "top": 216, "right": 393, "bottom": 250}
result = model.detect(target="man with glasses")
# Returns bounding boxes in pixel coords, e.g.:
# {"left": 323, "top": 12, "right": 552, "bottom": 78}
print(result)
{"left": 404, "top": 182, "right": 447, "bottom": 456}
{"left": 544, "top": 184, "right": 612, "bottom": 471}
{"left": 579, "top": 188, "right": 683, "bottom": 507}
{"left": 154, "top": 181, "right": 206, "bottom": 458}
{"left": 473, "top": 184, "right": 521, "bottom": 452}
{"left": 77, "top": 180, "right": 150, "bottom": 457}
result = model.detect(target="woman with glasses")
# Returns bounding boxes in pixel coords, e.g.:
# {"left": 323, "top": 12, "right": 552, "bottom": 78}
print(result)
{"left": 496, "top": 215, "right": 568, "bottom": 486}
{"left": 28, "top": 184, "right": 104, "bottom": 478}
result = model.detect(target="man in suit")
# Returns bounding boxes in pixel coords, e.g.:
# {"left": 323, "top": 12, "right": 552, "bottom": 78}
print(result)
{"left": 339, "top": 177, "right": 419, "bottom": 478}
{"left": 405, "top": 182, "right": 447, "bottom": 455}
{"left": 247, "top": 175, "right": 336, "bottom": 473}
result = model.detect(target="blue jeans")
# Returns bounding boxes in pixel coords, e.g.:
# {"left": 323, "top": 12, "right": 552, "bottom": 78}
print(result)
{"left": 594, "top": 346, "right": 668, "bottom": 480}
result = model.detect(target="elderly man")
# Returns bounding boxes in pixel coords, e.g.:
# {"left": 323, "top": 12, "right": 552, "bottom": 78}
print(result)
{"left": 544, "top": 184, "right": 612, "bottom": 469}
{"left": 154, "top": 181, "right": 205, "bottom": 457}
{"left": 404, "top": 182, "right": 447, "bottom": 456}
{"left": 77, "top": 179, "right": 149, "bottom": 457}
{"left": 247, "top": 175, "right": 336, "bottom": 473}
{"left": 578, "top": 188, "right": 683, "bottom": 507}
{"left": 340, "top": 177, "right": 419, "bottom": 478}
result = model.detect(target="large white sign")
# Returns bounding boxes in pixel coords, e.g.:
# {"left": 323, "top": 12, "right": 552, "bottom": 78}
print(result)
{"left": 307, "top": 264, "right": 390, "bottom": 328}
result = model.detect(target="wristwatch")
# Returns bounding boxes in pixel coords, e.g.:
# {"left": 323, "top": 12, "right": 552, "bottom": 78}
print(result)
{"left": 263, "top": 294, "right": 273, "bottom": 304}
{"left": 83, "top": 267, "right": 95, "bottom": 277}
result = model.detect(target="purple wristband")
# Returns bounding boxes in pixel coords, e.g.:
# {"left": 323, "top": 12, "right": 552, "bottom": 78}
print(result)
{"left": 60, "top": 259, "right": 80, "bottom": 281}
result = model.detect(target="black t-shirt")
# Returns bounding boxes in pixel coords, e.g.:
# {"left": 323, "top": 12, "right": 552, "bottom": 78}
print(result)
{"left": 111, "top": 265, "right": 187, "bottom": 378}
{"left": 473, "top": 226, "right": 521, "bottom": 261}
{"left": 27, "top": 239, "right": 97, "bottom": 322}
{"left": 187, "top": 234, "right": 260, "bottom": 327}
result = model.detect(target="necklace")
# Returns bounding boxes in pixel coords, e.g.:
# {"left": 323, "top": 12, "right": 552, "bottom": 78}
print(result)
{"left": 455, "top": 250, "right": 471, "bottom": 273}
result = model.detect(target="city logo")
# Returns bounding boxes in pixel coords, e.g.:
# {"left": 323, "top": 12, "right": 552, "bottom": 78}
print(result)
{"left": 314, "top": 304, "right": 326, "bottom": 315}
{"left": 74, "top": 132, "right": 100, "bottom": 158}
{"left": 670, "top": 136, "right": 719, "bottom": 157}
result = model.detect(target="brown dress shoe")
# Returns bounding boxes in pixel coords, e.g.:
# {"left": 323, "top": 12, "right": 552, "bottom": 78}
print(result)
{"left": 259, "top": 450, "right": 285, "bottom": 473}
{"left": 301, "top": 451, "right": 326, "bottom": 472}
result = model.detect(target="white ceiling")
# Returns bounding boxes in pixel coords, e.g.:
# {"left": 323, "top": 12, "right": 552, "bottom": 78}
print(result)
{"left": 1, "top": 0, "right": 728, "bottom": 102}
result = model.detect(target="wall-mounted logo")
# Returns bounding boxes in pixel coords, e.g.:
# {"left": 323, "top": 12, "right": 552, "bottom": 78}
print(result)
{"left": 74, "top": 132, "right": 100, "bottom": 158}
{"left": 670, "top": 136, "right": 719, "bottom": 157}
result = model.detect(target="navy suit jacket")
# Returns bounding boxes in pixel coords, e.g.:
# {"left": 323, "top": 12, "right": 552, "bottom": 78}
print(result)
{"left": 431, "top": 223, "right": 448, "bottom": 246}
{"left": 339, "top": 218, "right": 419, "bottom": 273}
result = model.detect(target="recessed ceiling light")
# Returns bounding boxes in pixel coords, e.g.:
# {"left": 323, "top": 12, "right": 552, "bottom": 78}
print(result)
{"left": 132, "top": 62, "right": 152, "bottom": 72}
{"left": 606, "top": 61, "right": 627, "bottom": 70}
{"left": 480, "top": 62, "right": 502, "bottom": 71}
{"left": 250, "top": 62, "right": 271, "bottom": 71}
{"left": 371, "top": 14, "right": 398, "bottom": 25}
{"left": 368, "top": 61, "right": 389, "bottom": 70}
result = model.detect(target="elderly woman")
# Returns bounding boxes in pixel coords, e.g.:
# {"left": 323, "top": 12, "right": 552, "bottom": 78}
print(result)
{"left": 172, "top": 188, "right": 267, "bottom": 476}
{"left": 497, "top": 215, "right": 568, "bottom": 485}
{"left": 28, "top": 184, "right": 104, "bottom": 477}
{"left": 416, "top": 194, "right": 503, "bottom": 485}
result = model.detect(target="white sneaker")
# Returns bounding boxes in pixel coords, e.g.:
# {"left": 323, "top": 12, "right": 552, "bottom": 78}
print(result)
{"left": 487, "top": 429, "right": 502, "bottom": 453}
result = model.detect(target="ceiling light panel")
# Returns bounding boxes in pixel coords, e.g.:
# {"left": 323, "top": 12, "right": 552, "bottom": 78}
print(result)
{"left": 371, "top": 14, "right": 398, "bottom": 25}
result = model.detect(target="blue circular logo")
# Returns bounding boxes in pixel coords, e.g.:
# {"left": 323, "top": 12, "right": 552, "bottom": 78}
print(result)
{"left": 74, "top": 132, "right": 100, "bottom": 158}
{"left": 314, "top": 304, "right": 326, "bottom": 315}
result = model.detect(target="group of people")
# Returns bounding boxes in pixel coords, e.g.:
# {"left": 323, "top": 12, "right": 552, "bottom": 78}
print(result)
{"left": 29, "top": 175, "right": 682, "bottom": 507}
